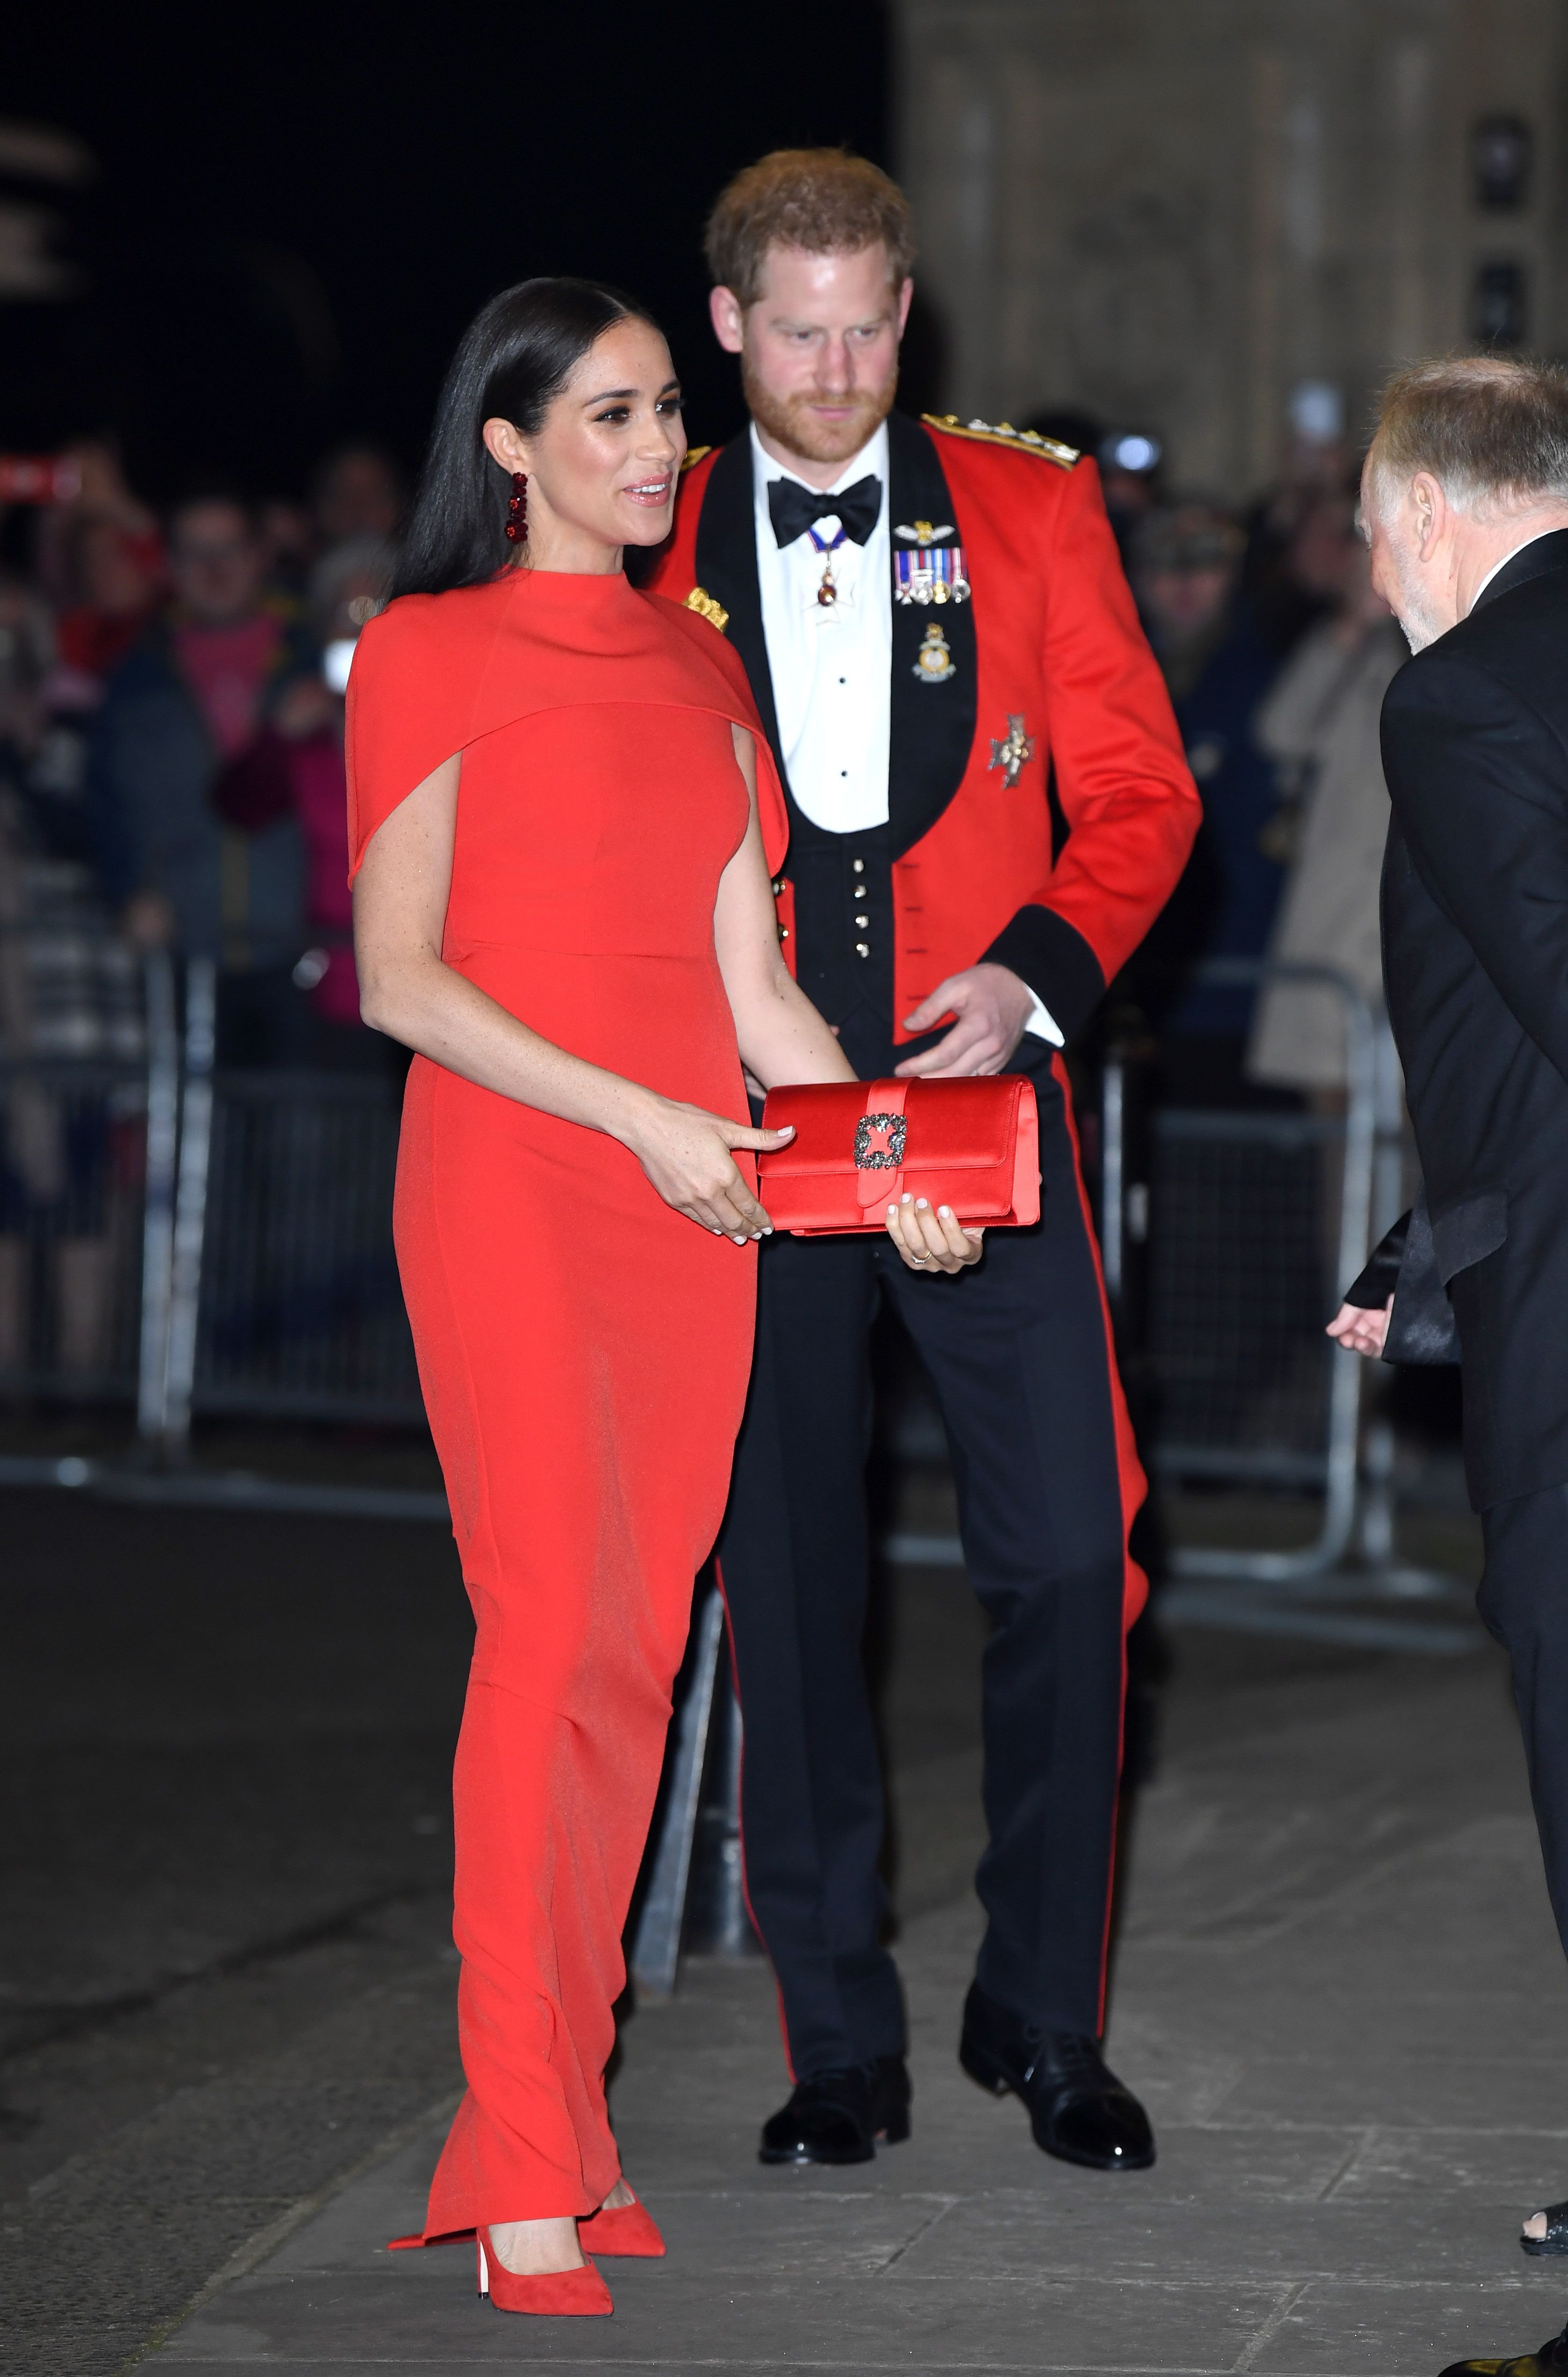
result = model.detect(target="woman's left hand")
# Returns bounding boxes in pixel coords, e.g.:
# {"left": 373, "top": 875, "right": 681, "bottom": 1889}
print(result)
{"left": 885, "top": 1194, "right": 985, "bottom": 1275}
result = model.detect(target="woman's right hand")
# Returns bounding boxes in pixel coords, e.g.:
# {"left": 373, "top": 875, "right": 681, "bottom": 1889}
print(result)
{"left": 624, "top": 1097, "right": 794, "bottom": 1243}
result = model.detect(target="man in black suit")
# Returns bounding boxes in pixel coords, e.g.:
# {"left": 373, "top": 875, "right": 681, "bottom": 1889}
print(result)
{"left": 1328, "top": 355, "right": 1568, "bottom": 2377}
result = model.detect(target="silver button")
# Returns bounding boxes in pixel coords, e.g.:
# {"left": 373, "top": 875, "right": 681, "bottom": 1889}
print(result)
{"left": 855, "top": 941, "right": 870, "bottom": 958}
{"left": 852, "top": 859, "right": 864, "bottom": 873}
{"left": 855, "top": 913, "right": 870, "bottom": 927}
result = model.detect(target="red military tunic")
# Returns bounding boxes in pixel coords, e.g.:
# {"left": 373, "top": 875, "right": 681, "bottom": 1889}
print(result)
{"left": 648, "top": 413, "right": 1198, "bottom": 1045}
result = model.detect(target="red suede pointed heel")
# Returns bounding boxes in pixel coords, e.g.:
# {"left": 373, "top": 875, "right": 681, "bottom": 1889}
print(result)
{"left": 578, "top": 2195, "right": 665, "bottom": 2257}
{"left": 476, "top": 2230, "right": 613, "bottom": 2316}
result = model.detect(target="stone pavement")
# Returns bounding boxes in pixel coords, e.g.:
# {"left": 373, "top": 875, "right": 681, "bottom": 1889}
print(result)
{"left": 149, "top": 1623, "right": 1568, "bottom": 2376}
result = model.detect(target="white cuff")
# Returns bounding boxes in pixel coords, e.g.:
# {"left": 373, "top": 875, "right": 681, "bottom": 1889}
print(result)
{"left": 1022, "top": 991, "right": 1064, "bottom": 1047}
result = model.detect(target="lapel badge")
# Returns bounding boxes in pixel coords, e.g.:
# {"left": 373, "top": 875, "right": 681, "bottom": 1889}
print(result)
{"left": 894, "top": 519, "right": 971, "bottom": 606}
{"left": 914, "top": 622, "right": 957, "bottom": 685}
{"left": 988, "top": 715, "right": 1035, "bottom": 785}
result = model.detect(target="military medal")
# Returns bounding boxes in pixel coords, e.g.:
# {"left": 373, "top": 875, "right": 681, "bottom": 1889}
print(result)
{"left": 988, "top": 715, "right": 1035, "bottom": 785}
{"left": 914, "top": 623, "right": 957, "bottom": 684}
{"left": 894, "top": 520, "right": 971, "bottom": 606}
{"left": 807, "top": 521, "right": 848, "bottom": 606}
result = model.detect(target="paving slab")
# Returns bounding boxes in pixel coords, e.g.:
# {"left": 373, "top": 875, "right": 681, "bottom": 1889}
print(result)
{"left": 140, "top": 1606, "right": 1568, "bottom": 2377}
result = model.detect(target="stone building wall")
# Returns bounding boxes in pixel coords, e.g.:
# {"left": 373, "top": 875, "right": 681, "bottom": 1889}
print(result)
{"left": 891, "top": 0, "right": 1567, "bottom": 488}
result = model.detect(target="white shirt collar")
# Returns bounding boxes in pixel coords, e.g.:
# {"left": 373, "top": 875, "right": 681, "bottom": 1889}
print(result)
{"left": 1473, "top": 526, "right": 1559, "bottom": 606}
{"left": 749, "top": 419, "right": 889, "bottom": 502}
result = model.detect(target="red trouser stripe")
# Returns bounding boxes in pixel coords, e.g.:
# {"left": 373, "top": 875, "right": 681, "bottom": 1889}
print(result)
{"left": 1052, "top": 1050, "right": 1143, "bottom": 2031}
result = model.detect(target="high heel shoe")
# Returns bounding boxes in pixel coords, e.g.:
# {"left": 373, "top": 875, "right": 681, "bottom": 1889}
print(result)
{"left": 476, "top": 2228, "right": 613, "bottom": 2316}
{"left": 578, "top": 2193, "right": 665, "bottom": 2257}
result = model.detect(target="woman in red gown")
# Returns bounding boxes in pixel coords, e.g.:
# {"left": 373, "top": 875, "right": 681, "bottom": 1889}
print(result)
{"left": 350, "top": 279, "right": 983, "bottom": 2320}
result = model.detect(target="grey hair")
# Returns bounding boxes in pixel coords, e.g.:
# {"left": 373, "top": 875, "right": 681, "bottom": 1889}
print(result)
{"left": 1368, "top": 353, "right": 1568, "bottom": 517}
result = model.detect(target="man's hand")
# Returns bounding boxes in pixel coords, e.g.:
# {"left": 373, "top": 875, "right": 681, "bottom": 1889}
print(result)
{"left": 894, "top": 964, "right": 1036, "bottom": 1078}
{"left": 1327, "top": 1296, "right": 1392, "bottom": 1358}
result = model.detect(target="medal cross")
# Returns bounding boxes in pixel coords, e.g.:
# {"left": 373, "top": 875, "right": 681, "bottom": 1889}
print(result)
{"left": 988, "top": 715, "right": 1035, "bottom": 787}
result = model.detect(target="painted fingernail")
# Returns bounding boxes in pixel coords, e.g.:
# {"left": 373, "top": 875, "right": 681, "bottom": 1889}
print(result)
{"left": 938, "top": 1205, "right": 952, "bottom": 1218}
{"left": 901, "top": 1193, "right": 913, "bottom": 1205}
{"left": 915, "top": 1198, "right": 929, "bottom": 1211}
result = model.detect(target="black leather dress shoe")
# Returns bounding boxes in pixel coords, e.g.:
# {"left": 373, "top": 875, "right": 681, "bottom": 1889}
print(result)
{"left": 958, "top": 1981, "right": 1154, "bottom": 2171}
{"left": 1438, "top": 2319, "right": 1568, "bottom": 2375}
{"left": 758, "top": 2055, "right": 911, "bottom": 2166}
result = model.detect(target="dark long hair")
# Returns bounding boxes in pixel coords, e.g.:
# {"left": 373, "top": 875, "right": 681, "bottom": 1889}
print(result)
{"left": 389, "top": 277, "right": 661, "bottom": 599}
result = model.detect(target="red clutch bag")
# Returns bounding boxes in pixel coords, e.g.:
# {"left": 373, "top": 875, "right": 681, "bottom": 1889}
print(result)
{"left": 758, "top": 1076, "right": 1041, "bottom": 1237}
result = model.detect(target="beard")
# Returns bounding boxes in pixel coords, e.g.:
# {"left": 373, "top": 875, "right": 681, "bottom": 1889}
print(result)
{"left": 742, "top": 354, "right": 898, "bottom": 469}
{"left": 1382, "top": 531, "right": 1448, "bottom": 653}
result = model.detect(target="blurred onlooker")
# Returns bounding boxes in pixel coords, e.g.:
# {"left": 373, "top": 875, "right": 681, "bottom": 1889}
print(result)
{"left": 1242, "top": 382, "right": 1357, "bottom": 656}
{"left": 89, "top": 492, "right": 315, "bottom": 1066}
{"left": 1249, "top": 511, "right": 1406, "bottom": 1093}
{"left": 207, "top": 533, "right": 394, "bottom": 1064}
{"left": 51, "top": 512, "right": 164, "bottom": 686}
{"left": 1096, "top": 429, "right": 1165, "bottom": 560}
{"left": 300, "top": 536, "right": 392, "bottom": 1042}
{"left": 257, "top": 497, "right": 316, "bottom": 603}
{"left": 1129, "top": 500, "right": 1287, "bottom": 1094}
{"left": 0, "top": 576, "right": 139, "bottom": 1385}
{"left": 309, "top": 443, "right": 405, "bottom": 549}
{"left": 33, "top": 438, "right": 161, "bottom": 615}
{"left": 1022, "top": 408, "right": 1163, "bottom": 561}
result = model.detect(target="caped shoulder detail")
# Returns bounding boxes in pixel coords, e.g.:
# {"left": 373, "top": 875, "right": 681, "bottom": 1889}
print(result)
{"left": 347, "top": 571, "right": 787, "bottom": 879}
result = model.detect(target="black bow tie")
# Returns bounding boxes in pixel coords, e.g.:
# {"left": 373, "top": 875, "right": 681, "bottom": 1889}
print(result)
{"left": 767, "top": 474, "right": 882, "bottom": 551}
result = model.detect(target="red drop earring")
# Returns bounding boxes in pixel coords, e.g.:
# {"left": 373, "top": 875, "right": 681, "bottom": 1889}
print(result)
{"left": 506, "top": 471, "right": 528, "bottom": 544}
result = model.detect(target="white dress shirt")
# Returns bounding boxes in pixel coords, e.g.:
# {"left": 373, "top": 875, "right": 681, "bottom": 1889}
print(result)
{"left": 749, "top": 423, "right": 1062, "bottom": 1045}
{"left": 751, "top": 422, "right": 893, "bottom": 835}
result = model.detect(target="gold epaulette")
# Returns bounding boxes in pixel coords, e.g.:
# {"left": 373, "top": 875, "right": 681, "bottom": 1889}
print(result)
{"left": 684, "top": 584, "right": 729, "bottom": 632}
{"left": 680, "top": 445, "right": 713, "bottom": 473}
{"left": 922, "top": 414, "right": 1080, "bottom": 469}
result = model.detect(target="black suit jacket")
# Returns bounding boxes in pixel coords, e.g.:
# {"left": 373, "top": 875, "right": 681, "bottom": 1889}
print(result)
{"left": 1375, "top": 527, "right": 1568, "bottom": 1509}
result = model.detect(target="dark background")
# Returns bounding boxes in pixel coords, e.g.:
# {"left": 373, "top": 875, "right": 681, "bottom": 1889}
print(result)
{"left": 1, "top": 3, "right": 890, "bottom": 496}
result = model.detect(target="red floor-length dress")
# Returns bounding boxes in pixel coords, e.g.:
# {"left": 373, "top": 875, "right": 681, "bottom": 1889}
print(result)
{"left": 346, "top": 567, "right": 787, "bottom": 2230}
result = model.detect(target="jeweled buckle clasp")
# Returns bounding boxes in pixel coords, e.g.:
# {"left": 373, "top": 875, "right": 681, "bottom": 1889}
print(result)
{"left": 855, "top": 1113, "right": 907, "bottom": 1169}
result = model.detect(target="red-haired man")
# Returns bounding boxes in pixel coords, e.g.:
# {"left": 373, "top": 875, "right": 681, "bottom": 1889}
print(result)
{"left": 649, "top": 149, "right": 1198, "bottom": 2173}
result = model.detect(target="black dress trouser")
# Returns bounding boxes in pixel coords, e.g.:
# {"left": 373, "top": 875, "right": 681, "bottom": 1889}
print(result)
{"left": 1478, "top": 1483, "right": 1568, "bottom": 1960}
{"left": 716, "top": 1035, "right": 1134, "bottom": 2080}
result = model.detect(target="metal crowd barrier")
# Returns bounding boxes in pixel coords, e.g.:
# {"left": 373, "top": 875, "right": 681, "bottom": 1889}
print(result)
{"left": 0, "top": 936, "right": 1466, "bottom": 1989}
{"left": 0, "top": 918, "right": 152, "bottom": 1409}
{"left": 1101, "top": 958, "right": 1420, "bottom": 1589}
{"left": 0, "top": 948, "right": 420, "bottom": 1465}
{"left": 7, "top": 947, "right": 1423, "bottom": 1593}
{"left": 136, "top": 957, "right": 422, "bottom": 1448}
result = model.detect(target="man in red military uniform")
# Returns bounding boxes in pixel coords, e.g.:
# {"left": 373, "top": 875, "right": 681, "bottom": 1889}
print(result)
{"left": 648, "top": 150, "right": 1198, "bottom": 2173}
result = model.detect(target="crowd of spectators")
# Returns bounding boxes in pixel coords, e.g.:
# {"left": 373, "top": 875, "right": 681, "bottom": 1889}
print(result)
{"left": 1040, "top": 391, "right": 1403, "bottom": 1111}
{"left": 0, "top": 439, "right": 402, "bottom": 1375}
{"left": 0, "top": 400, "right": 1394, "bottom": 1105}
{"left": 0, "top": 396, "right": 1397, "bottom": 1375}
{"left": 0, "top": 437, "right": 403, "bottom": 1074}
